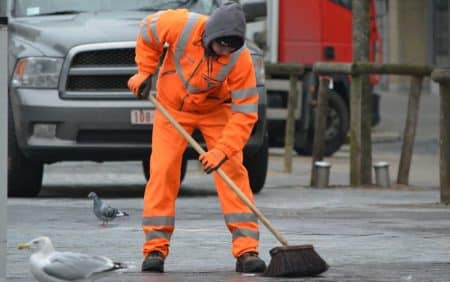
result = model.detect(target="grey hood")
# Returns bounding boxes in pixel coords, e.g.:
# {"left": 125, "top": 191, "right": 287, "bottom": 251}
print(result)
{"left": 202, "top": 1, "right": 246, "bottom": 49}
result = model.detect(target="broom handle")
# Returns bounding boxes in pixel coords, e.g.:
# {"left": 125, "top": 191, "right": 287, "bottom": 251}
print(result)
{"left": 148, "top": 94, "right": 289, "bottom": 246}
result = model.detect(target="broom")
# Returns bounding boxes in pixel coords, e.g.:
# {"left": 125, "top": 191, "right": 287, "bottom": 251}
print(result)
{"left": 147, "top": 94, "right": 329, "bottom": 277}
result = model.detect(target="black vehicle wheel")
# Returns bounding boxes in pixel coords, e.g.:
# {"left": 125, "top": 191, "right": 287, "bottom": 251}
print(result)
{"left": 243, "top": 134, "right": 268, "bottom": 194}
{"left": 295, "top": 92, "right": 349, "bottom": 156}
{"left": 8, "top": 100, "right": 43, "bottom": 197}
{"left": 142, "top": 156, "right": 188, "bottom": 183}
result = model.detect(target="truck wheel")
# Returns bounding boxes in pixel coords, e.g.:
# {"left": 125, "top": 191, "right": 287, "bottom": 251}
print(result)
{"left": 8, "top": 101, "right": 43, "bottom": 197}
{"left": 244, "top": 135, "right": 268, "bottom": 194}
{"left": 142, "top": 156, "right": 187, "bottom": 183}
{"left": 295, "top": 92, "right": 349, "bottom": 156}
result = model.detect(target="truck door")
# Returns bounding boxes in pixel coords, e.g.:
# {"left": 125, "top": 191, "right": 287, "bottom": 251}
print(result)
{"left": 322, "top": 0, "right": 353, "bottom": 62}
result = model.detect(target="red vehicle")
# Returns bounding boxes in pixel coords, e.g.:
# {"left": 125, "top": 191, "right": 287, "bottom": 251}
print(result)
{"left": 244, "top": 0, "right": 381, "bottom": 156}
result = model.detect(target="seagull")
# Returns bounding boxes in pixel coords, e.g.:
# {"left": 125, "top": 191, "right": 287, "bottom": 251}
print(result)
{"left": 87, "top": 192, "right": 129, "bottom": 226}
{"left": 17, "top": 236, "right": 126, "bottom": 282}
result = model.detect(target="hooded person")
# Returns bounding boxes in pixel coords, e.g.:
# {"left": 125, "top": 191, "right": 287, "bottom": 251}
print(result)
{"left": 128, "top": 1, "right": 266, "bottom": 274}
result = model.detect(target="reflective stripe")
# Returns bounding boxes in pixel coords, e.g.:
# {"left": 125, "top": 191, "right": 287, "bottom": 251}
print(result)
{"left": 145, "top": 230, "right": 171, "bottom": 241}
{"left": 149, "top": 11, "right": 162, "bottom": 45}
{"left": 142, "top": 216, "right": 175, "bottom": 226}
{"left": 140, "top": 16, "right": 152, "bottom": 44}
{"left": 232, "top": 228, "right": 259, "bottom": 241}
{"left": 214, "top": 48, "right": 243, "bottom": 81}
{"left": 140, "top": 12, "right": 162, "bottom": 45}
{"left": 185, "top": 48, "right": 243, "bottom": 94}
{"left": 174, "top": 13, "right": 244, "bottom": 94}
{"left": 231, "top": 87, "right": 258, "bottom": 100}
{"left": 175, "top": 13, "right": 199, "bottom": 88}
{"left": 186, "top": 81, "right": 207, "bottom": 94}
{"left": 185, "top": 49, "right": 241, "bottom": 93}
{"left": 231, "top": 103, "right": 258, "bottom": 113}
{"left": 224, "top": 213, "right": 257, "bottom": 224}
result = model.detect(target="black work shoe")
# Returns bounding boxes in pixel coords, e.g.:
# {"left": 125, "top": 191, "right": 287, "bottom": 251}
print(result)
{"left": 141, "top": 251, "right": 165, "bottom": 272}
{"left": 235, "top": 252, "right": 266, "bottom": 273}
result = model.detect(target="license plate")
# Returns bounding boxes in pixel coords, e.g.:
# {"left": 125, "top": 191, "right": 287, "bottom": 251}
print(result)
{"left": 130, "top": 109, "right": 154, "bottom": 125}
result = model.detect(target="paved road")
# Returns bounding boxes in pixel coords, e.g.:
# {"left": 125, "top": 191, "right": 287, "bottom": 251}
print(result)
{"left": 7, "top": 143, "right": 449, "bottom": 282}
{"left": 6, "top": 90, "right": 450, "bottom": 281}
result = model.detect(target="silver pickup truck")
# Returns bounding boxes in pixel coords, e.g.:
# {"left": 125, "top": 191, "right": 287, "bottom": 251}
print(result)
{"left": 5, "top": 0, "right": 268, "bottom": 197}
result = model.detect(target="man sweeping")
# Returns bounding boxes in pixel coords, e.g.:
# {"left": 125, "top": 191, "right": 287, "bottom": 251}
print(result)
{"left": 128, "top": 1, "right": 266, "bottom": 273}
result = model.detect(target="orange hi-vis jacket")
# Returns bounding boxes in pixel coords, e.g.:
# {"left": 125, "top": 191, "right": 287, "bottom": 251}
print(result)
{"left": 135, "top": 8, "right": 259, "bottom": 159}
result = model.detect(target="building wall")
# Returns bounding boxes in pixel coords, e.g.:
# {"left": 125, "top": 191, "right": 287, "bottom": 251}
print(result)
{"left": 388, "top": 0, "right": 429, "bottom": 90}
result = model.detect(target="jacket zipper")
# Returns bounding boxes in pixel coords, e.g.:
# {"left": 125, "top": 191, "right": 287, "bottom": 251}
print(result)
{"left": 179, "top": 55, "right": 206, "bottom": 111}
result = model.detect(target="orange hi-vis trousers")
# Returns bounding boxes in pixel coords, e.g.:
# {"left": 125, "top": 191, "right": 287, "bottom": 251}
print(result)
{"left": 142, "top": 105, "right": 260, "bottom": 258}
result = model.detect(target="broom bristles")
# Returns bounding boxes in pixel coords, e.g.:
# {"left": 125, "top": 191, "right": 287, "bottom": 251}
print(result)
{"left": 264, "top": 244, "right": 329, "bottom": 277}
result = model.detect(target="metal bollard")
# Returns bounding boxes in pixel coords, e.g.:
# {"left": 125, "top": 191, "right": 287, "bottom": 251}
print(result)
{"left": 314, "top": 161, "right": 331, "bottom": 188}
{"left": 373, "top": 161, "right": 391, "bottom": 188}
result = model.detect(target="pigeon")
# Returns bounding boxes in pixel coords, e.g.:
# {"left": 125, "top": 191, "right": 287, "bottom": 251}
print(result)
{"left": 17, "top": 236, "right": 126, "bottom": 282}
{"left": 87, "top": 192, "right": 129, "bottom": 226}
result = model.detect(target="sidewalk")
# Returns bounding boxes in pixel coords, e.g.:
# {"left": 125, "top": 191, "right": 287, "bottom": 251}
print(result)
{"left": 7, "top": 142, "right": 449, "bottom": 282}
{"left": 6, "top": 89, "right": 449, "bottom": 281}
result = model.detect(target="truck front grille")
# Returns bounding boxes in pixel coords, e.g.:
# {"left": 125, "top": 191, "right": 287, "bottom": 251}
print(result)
{"left": 60, "top": 42, "right": 137, "bottom": 99}
{"left": 66, "top": 75, "right": 130, "bottom": 91}
{"left": 71, "top": 49, "right": 135, "bottom": 66}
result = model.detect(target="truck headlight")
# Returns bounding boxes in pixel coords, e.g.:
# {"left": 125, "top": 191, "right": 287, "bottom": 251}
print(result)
{"left": 251, "top": 54, "right": 265, "bottom": 85}
{"left": 12, "top": 57, "right": 63, "bottom": 88}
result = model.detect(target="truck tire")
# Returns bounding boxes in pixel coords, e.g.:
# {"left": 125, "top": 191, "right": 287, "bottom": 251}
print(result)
{"left": 8, "top": 100, "right": 43, "bottom": 197}
{"left": 295, "top": 92, "right": 349, "bottom": 156}
{"left": 142, "top": 156, "right": 187, "bottom": 183}
{"left": 244, "top": 135, "right": 268, "bottom": 194}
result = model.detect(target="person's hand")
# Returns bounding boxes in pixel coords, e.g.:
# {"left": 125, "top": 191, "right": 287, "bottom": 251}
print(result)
{"left": 128, "top": 73, "right": 152, "bottom": 99}
{"left": 199, "top": 148, "right": 227, "bottom": 174}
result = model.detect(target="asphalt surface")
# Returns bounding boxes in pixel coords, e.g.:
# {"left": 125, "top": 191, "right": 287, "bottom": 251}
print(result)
{"left": 6, "top": 89, "right": 450, "bottom": 281}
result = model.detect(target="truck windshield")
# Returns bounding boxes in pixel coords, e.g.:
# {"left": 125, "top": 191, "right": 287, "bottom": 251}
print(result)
{"left": 13, "top": 0, "right": 218, "bottom": 17}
